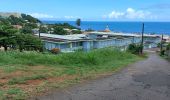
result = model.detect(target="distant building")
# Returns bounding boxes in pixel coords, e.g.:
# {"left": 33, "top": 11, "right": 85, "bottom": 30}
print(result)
{"left": 32, "top": 28, "right": 39, "bottom": 34}
{"left": 12, "top": 25, "right": 23, "bottom": 30}
{"left": 0, "top": 12, "right": 21, "bottom": 18}
{"left": 104, "top": 25, "right": 111, "bottom": 32}
{"left": 163, "top": 35, "right": 170, "bottom": 43}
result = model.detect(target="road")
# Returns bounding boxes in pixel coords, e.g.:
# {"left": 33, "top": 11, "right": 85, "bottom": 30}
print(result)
{"left": 35, "top": 52, "right": 170, "bottom": 100}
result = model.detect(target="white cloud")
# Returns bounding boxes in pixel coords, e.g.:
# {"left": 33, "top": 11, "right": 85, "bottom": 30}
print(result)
{"left": 104, "top": 8, "right": 155, "bottom": 20}
{"left": 30, "top": 13, "right": 55, "bottom": 19}
{"left": 108, "top": 11, "right": 124, "bottom": 19}
{"left": 64, "top": 16, "right": 79, "bottom": 19}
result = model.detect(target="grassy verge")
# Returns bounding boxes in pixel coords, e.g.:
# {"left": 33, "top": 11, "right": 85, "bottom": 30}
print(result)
{"left": 0, "top": 48, "right": 143, "bottom": 100}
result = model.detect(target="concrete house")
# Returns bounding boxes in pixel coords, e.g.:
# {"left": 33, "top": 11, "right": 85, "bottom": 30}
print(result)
{"left": 35, "top": 32, "right": 161, "bottom": 52}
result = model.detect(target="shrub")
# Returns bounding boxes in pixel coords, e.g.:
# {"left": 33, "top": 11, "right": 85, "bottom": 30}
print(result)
{"left": 166, "top": 43, "right": 170, "bottom": 57}
{"left": 166, "top": 43, "right": 170, "bottom": 50}
{"left": 71, "top": 30, "right": 81, "bottom": 34}
{"left": 127, "top": 44, "right": 142, "bottom": 55}
{"left": 160, "top": 50, "right": 166, "bottom": 56}
{"left": 51, "top": 48, "right": 60, "bottom": 54}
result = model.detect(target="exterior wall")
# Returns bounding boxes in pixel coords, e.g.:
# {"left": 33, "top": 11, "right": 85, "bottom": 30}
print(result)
{"left": 94, "top": 39, "right": 116, "bottom": 49}
{"left": 134, "top": 37, "right": 141, "bottom": 43}
{"left": 44, "top": 41, "right": 83, "bottom": 52}
{"left": 83, "top": 41, "right": 93, "bottom": 51}
{"left": 143, "top": 37, "right": 161, "bottom": 49}
{"left": 44, "top": 42, "right": 59, "bottom": 50}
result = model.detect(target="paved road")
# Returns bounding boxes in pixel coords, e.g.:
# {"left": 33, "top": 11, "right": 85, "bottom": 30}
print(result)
{"left": 35, "top": 52, "right": 170, "bottom": 100}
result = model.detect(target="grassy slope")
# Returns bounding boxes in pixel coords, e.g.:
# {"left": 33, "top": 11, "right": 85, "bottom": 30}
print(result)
{"left": 0, "top": 48, "right": 143, "bottom": 100}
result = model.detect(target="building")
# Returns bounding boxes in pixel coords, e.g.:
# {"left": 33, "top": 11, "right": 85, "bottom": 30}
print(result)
{"left": 35, "top": 32, "right": 162, "bottom": 52}
{"left": 12, "top": 25, "right": 23, "bottom": 30}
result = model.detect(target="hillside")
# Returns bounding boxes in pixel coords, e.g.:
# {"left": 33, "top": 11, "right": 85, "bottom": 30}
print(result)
{"left": 0, "top": 12, "right": 21, "bottom": 18}
{"left": 0, "top": 13, "right": 81, "bottom": 35}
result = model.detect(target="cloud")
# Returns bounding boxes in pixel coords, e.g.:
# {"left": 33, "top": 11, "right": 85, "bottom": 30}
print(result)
{"left": 30, "top": 13, "right": 80, "bottom": 20}
{"left": 108, "top": 11, "right": 124, "bottom": 19}
{"left": 30, "top": 13, "right": 55, "bottom": 19}
{"left": 64, "top": 16, "right": 79, "bottom": 19}
{"left": 125, "top": 8, "right": 151, "bottom": 19}
{"left": 104, "top": 8, "right": 154, "bottom": 20}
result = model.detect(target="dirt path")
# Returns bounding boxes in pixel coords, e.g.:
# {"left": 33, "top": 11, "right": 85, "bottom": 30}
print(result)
{"left": 34, "top": 52, "right": 170, "bottom": 100}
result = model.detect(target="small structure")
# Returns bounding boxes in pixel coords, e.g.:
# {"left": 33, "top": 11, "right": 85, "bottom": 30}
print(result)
{"left": 104, "top": 25, "right": 111, "bottom": 32}
{"left": 12, "top": 25, "right": 22, "bottom": 30}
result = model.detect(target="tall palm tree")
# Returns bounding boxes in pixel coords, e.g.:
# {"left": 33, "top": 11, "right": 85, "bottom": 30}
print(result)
{"left": 76, "top": 18, "right": 81, "bottom": 29}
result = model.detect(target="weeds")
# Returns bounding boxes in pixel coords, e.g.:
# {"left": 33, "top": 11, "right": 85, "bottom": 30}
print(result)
{"left": 0, "top": 48, "right": 142, "bottom": 99}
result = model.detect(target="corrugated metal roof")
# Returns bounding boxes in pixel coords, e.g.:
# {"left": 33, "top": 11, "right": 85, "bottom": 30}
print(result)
{"left": 89, "top": 32, "right": 162, "bottom": 38}
{"left": 35, "top": 33, "right": 87, "bottom": 40}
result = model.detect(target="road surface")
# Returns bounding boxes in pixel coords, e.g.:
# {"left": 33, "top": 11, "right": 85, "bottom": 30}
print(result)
{"left": 35, "top": 52, "right": 170, "bottom": 100}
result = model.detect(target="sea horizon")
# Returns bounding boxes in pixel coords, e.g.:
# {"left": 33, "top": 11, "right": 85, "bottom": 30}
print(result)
{"left": 42, "top": 20, "right": 170, "bottom": 35}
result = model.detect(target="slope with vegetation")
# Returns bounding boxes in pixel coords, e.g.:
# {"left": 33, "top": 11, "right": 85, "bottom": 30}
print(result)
{"left": 0, "top": 48, "right": 143, "bottom": 99}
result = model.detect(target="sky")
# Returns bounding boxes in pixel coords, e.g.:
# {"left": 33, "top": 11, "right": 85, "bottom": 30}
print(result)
{"left": 0, "top": 0, "right": 170, "bottom": 21}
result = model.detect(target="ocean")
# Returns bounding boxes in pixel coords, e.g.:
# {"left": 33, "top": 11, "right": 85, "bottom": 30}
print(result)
{"left": 42, "top": 21, "right": 170, "bottom": 35}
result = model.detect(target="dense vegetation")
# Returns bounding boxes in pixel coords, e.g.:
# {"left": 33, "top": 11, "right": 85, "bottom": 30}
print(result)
{"left": 165, "top": 43, "right": 170, "bottom": 58}
{"left": 44, "top": 23, "right": 81, "bottom": 35}
{"left": 0, "top": 14, "right": 82, "bottom": 52}
{"left": 127, "top": 44, "right": 143, "bottom": 55}
{"left": 0, "top": 48, "right": 142, "bottom": 99}
{"left": 0, "top": 22, "right": 43, "bottom": 52}
{"left": 0, "top": 14, "right": 82, "bottom": 35}
{"left": 0, "top": 14, "right": 40, "bottom": 26}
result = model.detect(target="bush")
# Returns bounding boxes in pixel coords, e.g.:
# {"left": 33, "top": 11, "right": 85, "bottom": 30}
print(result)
{"left": 160, "top": 50, "right": 165, "bottom": 56}
{"left": 51, "top": 48, "right": 60, "bottom": 54}
{"left": 71, "top": 30, "right": 81, "bottom": 34}
{"left": 165, "top": 43, "right": 170, "bottom": 57}
{"left": 127, "top": 44, "right": 142, "bottom": 55}
{"left": 166, "top": 43, "right": 170, "bottom": 50}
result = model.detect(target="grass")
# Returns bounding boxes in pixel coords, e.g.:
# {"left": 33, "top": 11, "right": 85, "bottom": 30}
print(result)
{"left": 0, "top": 48, "right": 143, "bottom": 100}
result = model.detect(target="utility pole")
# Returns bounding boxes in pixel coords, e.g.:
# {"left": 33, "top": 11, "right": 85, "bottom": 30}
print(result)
{"left": 39, "top": 25, "right": 41, "bottom": 38}
{"left": 160, "top": 34, "right": 164, "bottom": 52}
{"left": 141, "top": 23, "right": 144, "bottom": 54}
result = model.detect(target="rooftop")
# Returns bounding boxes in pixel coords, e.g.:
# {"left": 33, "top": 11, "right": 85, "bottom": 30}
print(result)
{"left": 88, "top": 32, "right": 162, "bottom": 38}
{"left": 35, "top": 33, "right": 87, "bottom": 41}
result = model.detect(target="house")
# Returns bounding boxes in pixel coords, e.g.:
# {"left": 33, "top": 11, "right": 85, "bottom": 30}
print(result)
{"left": 35, "top": 32, "right": 162, "bottom": 52}
{"left": 12, "top": 25, "right": 23, "bottom": 30}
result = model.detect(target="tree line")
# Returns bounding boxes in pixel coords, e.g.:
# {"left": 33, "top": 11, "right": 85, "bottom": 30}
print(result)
{"left": 0, "top": 13, "right": 44, "bottom": 52}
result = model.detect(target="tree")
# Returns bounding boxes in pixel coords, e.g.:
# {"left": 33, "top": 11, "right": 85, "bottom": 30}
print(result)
{"left": 76, "top": 18, "right": 81, "bottom": 28}
{"left": 21, "top": 26, "right": 33, "bottom": 34}
{"left": 53, "top": 26, "right": 67, "bottom": 35}
{"left": 0, "top": 17, "right": 10, "bottom": 25}
{"left": 127, "top": 44, "right": 142, "bottom": 55}
{"left": 39, "top": 26, "right": 48, "bottom": 33}
{"left": 15, "top": 34, "right": 43, "bottom": 52}
{"left": 21, "top": 13, "right": 41, "bottom": 23}
{"left": 0, "top": 24, "right": 18, "bottom": 51}
{"left": 7, "top": 15, "right": 25, "bottom": 25}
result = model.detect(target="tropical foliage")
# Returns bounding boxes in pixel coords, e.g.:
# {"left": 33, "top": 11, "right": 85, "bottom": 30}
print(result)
{"left": 0, "top": 19, "right": 43, "bottom": 52}
{"left": 127, "top": 44, "right": 143, "bottom": 55}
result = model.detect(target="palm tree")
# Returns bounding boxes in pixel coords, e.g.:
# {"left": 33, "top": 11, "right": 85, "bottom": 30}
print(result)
{"left": 76, "top": 18, "right": 81, "bottom": 29}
